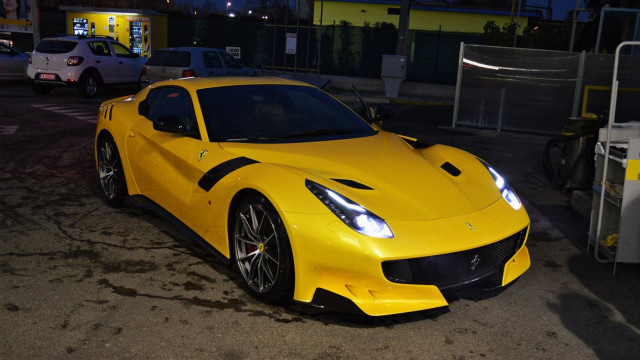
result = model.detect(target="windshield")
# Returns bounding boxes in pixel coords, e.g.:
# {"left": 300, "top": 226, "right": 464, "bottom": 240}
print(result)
{"left": 197, "top": 84, "right": 376, "bottom": 143}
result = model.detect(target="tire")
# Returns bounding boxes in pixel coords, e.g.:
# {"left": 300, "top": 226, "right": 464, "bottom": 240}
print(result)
{"left": 231, "top": 194, "right": 294, "bottom": 304}
{"left": 97, "top": 135, "right": 127, "bottom": 207}
{"left": 78, "top": 71, "right": 99, "bottom": 98}
{"left": 32, "top": 83, "right": 51, "bottom": 95}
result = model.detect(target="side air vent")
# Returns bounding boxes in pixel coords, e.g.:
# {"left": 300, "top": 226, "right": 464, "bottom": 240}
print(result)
{"left": 331, "top": 178, "right": 373, "bottom": 190}
{"left": 441, "top": 162, "right": 461, "bottom": 177}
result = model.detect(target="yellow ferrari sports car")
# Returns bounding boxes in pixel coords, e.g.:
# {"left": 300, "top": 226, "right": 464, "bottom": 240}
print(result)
{"left": 95, "top": 76, "right": 530, "bottom": 316}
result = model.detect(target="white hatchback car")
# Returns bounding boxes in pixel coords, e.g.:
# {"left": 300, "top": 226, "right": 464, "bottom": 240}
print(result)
{"left": 27, "top": 35, "right": 147, "bottom": 97}
{"left": 141, "top": 47, "right": 256, "bottom": 84}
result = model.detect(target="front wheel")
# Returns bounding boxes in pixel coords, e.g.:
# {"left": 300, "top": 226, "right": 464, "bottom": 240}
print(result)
{"left": 78, "top": 72, "right": 100, "bottom": 98}
{"left": 232, "top": 194, "right": 294, "bottom": 304}
{"left": 97, "top": 135, "right": 127, "bottom": 207}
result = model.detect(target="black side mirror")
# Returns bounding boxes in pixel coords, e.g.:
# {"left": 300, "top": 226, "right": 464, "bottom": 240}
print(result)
{"left": 138, "top": 100, "right": 149, "bottom": 116}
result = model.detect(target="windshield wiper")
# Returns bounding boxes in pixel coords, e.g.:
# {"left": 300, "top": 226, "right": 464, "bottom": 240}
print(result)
{"left": 222, "top": 136, "right": 283, "bottom": 142}
{"left": 281, "top": 128, "right": 354, "bottom": 139}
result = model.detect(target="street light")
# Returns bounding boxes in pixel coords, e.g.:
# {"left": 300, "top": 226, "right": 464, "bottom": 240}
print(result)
{"left": 226, "top": 2, "right": 231, "bottom": 15}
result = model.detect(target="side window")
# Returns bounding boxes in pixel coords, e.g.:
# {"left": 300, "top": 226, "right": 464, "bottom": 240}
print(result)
{"left": 88, "top": 41, "right": 112, "bottom": 57}
{"left": 219, "top": 51, "right": 242, "bottom": 69}
{"left": 203, "top": 51, "right": 223, "bottom": 69}
{"left": 111, "top": 42, "right": 136, "bottom": 58}
{"left": 146, "top": 87, "right": 199, "bottom": 136}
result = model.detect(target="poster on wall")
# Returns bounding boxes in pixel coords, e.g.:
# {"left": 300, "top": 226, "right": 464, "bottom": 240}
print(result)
{"left": 0, "top": 0, "right": 36, "bottom": 33}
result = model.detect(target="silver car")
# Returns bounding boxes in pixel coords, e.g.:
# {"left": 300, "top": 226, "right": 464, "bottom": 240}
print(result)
{"left": 0, "top": 43, "right": 28, "bottom": 80}
{"left": 141, "top": 47, "right": 256, "bottom": 84}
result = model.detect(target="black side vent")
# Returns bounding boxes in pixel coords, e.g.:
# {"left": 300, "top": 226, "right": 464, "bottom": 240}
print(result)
{"left": 331, "top": 178, "right": 373, "bottom": 190}
{"left": 441, "top": 162, "right": 461, "bottom": 177}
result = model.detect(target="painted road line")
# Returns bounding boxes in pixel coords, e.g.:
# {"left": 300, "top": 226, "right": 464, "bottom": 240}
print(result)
{"left": 0, "top": 126, "right": 19, "bottom": 135}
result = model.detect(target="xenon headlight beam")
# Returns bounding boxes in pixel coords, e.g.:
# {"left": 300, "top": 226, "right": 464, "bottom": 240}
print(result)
{"left": 306, "top": 179, "right": 393, "bottom": 238}
{"left": 479, "top": 159, "right": 522, "bottom": 210}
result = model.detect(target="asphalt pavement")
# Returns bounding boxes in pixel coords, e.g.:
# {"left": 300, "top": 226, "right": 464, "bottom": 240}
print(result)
{"left": 1, "top": 80, "right": 640, "bottom": 359}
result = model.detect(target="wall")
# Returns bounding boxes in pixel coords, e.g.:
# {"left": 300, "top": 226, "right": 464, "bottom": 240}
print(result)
{"left": 313, "top": 1, "right": 530, "bottom": 34}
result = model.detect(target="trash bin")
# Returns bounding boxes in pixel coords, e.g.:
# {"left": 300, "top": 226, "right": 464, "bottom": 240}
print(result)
{"left": 560, "top": 113, "right": 600, "bottom": 190}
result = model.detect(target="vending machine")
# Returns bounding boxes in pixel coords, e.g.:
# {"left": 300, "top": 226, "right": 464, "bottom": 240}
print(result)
{"left": 129, "top": 21, "right": 143, "bottom": 55}
{"left": 72, "top": 18, "right": 88, "bottom": 36}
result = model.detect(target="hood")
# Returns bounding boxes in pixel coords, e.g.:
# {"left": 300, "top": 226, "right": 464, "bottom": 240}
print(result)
{"left": 220, "top": 131, "right": 502, "bottom": 221}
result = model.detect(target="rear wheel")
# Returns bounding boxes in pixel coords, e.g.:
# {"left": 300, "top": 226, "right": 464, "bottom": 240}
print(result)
{"left": 97, "top": 135, "right": 127, "bottom": 207}
{"left": 232, "top": 194, "right": 294, "bottom": 304}
{"left": 78, "top": 71, "right": 100, "bottom": 98}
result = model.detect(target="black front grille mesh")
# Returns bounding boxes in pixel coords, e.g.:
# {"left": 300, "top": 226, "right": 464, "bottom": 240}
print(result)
{"left": 382, "top": 228, "right": 527, "bottom": 289}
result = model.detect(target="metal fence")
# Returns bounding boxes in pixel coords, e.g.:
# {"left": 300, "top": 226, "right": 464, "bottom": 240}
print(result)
{"left": 167, "top": 16, "right": 480, "bottom": 85}
{"left": 453, "top": 44, "right": 640, "bottom": 134}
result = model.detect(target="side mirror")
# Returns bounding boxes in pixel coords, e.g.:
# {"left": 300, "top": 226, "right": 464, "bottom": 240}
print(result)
{"left": 373, "top": 106, "right": 393, "bottom": 123}
{"left": 138, "top": 100, "right": 149, "bottom": 116}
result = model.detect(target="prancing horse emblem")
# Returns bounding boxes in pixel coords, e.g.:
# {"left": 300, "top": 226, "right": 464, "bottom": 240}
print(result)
{"left": 197, "top": 149, "right": 208, "bottom": 162}
{"left": 470, "top": 254, "right": 481, "bottom": 271}
{"left": 466, "top": 222, "right": 476, "bottom": 230}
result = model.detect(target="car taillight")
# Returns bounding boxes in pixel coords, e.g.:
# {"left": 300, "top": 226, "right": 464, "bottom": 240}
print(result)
{"left": 182, "top": 69, "right": 196, "bottom": 78}
{"left": 67, "top": 56, "right": 84, "bottom": 66}
{"left": 140, "top": 67, "right": 147, "bottom": 77}
{"left": 28, "top": 53, "right": 32, "bottom": 64}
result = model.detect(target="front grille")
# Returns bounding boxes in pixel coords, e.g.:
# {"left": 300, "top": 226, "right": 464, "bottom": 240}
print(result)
{"left": 382, "top": 228, "right": 527, "bottom": 289}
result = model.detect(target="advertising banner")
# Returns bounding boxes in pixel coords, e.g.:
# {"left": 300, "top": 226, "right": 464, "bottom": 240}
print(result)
{"left": 0, "top": 0, "right": 36, "bottom": 33}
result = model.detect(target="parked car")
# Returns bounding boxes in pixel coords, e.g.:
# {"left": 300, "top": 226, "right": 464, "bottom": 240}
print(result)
{"left": 0, "top": 43, "right": 28, "bottom": 80}
{"left": 141, "top": 47, "right": 256, "bottom": 84}
{"left": 95, "top": 77, "right": 531, "bottom": 316}
{"left": 27, "top": 35, "right": 146, "bottom": 97}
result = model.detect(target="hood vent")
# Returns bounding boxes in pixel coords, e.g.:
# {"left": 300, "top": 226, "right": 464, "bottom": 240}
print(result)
{"left": 441, "top": 162, "right": 461, "bottom": 177}
{"left": 331, "top": 178, "right": 373, "bottom": 190}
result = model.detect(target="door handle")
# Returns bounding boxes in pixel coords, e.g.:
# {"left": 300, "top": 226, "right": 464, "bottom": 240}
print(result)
{"left": 96, "top": 60, "right": 101, "bottom": 64}
{"left": 119, "top": 61, "right": 124, "bottom": 64}
{"left": 128, "top": 132, "right": 135, "bottom": 138}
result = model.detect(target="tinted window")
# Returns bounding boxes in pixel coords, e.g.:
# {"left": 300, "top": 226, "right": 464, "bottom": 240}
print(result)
{"left": 0, "top": 44, "right": 14, "bottom": 55}
{"left": 146, "top": 86, "right": 199, "bottom": 135}
{"left": 219, "top": 51, "right": 242, "bottom": 69}
{"left": 88, "top": 41, "right": 111, "bottom": 56}
{"left": 147, "top": 50, "right": 191, "bottom": 67}
{"left": 203, "top": 51, "right": 223, "bottom": 69}
{"left": 111, "top": 42, "right": 136, "bottom": 58}
{"left": 197, "top": 85, "right": 375, "bottom": 142}
{"left": 35, "top": 40, "right": 78, "bottom": 54}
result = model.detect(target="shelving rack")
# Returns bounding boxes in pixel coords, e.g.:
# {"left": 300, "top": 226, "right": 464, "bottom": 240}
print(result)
{"left": 589, "top": 41, "right": 640, "bottom": 272}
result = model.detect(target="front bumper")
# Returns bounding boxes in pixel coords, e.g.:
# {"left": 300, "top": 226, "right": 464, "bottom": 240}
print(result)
{"left": 284, "top": 197, "right": 531, "bottom": 316}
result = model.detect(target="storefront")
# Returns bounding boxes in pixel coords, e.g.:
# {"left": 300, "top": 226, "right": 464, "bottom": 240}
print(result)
{"left": 60, "top": 6, "right": 167, "bottom": 58}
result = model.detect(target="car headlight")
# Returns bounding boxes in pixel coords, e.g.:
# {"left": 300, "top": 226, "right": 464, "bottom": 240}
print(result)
{"left": 479, "top": 159, "right": 522, "bottom": 210}
{"left": 306, "top": 179, "right": 393, "bottom": 238}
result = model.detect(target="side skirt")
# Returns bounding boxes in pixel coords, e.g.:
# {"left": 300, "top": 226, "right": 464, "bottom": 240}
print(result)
{"left": 124, "top": 195, "right": 230, "bottom": 265}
